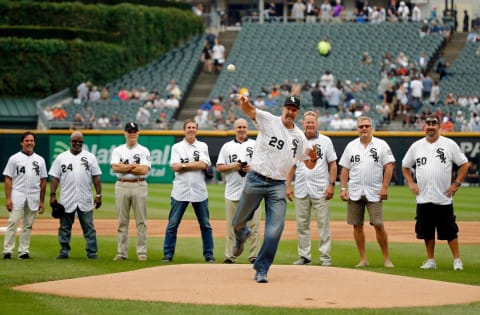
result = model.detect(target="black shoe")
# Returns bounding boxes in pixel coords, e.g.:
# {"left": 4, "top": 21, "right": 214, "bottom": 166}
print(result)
{"left": 223, "top": 258, "right": 234, "bottom": 264}
{"left": 19, "top": 253, "right": 30, "bottom": 260}
{"left": 249, "top": 257, "right": 256, "bottom": 264}
{"left": 205, "top": 256, "right": 216, "bottom": 263}
{"left": 87, "top": 254, "right": 98, "bottom": 260}
{"left": 3, "top": 253, "right": 11, "bottom": 260}
{"left": 161, "top": 256, "right": 172, "bottom": 262}
{"left": 56, "top": 253, "right": 69, "bottom": 260}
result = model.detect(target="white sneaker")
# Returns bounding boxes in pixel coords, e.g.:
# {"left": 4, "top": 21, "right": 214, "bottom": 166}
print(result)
{"left": 453, "top": 259, "right": 463, "bottom": 271}
{"left": 420, "top": 259, "right": 436, "bottom": 269}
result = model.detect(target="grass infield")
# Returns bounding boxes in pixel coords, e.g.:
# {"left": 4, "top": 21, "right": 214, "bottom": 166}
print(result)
{"left": 0, "top": 183, "right": 479, "bottom": 314}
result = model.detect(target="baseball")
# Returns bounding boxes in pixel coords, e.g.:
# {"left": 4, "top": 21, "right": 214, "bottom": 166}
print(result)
{"left": 227, "top": 64, "right": 236, "bottom": 73}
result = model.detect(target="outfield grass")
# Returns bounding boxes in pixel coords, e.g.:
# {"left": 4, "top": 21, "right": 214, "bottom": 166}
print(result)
{"left": 1, "top": 184, "right": 479, "bottom": 314}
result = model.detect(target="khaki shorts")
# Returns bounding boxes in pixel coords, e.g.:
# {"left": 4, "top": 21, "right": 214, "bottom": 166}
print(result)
{"left": 347, "top": 196, "right": 384, "bottom": 226}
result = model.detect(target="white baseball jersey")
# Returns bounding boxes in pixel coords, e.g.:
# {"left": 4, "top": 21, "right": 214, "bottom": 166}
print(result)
{"left": 250, "top": 109, "right": 310, "bottom": 180}
{"left": 49, "top": 150, "right": 102, "bottom": 213}
{"left": 402, "top": 136, "right": 468, "bottom": 205}
{"left": 2, "top": 151, "right": 47, "bottom": 211}
{"left": 217, "top": 138, "right": 256, "bottom": 201}
{"left": 294, "top": 133, "right": 337, "bottom": 199}
{"left": 110, "top": 143, "right": 151, "bottom": 180}
{"left": 170, "top": 138, "right": 211, "bottom": 202}
{"left": 339, "top": 136, "right": 395, "bottom": 202}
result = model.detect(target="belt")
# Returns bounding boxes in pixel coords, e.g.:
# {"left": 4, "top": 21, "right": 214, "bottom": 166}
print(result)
{"left": 117, "top": 178, "right": 145, "bottom": 183}
{"left": 252, "top": 171, "right": 284, "bottom": 182}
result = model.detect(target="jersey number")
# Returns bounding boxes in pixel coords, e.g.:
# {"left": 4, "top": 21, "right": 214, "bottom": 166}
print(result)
{"left": 350, "top": 155, "right": 360, "bottom": 163}
{"left": 416, "top": 157, "right": 427, "bottom": 167}
{"left": 268, "top": 137, "right": 284, "bottom": 150}
{"left": 61, "top": 164, "right": 73, "bottom": 173}
{"left": 16, "top": 166, "right": 25, "bottom": 175}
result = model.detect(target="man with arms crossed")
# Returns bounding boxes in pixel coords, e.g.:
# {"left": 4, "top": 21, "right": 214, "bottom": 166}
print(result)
{"left": 49, "top": 131, "right": 102, "bottom": 259}
{"left": 287, "top": 111, "right": 337, "bottom": 266}
{"left": 339, "top": 116, "right": 395, "bottom": 268}
{"left": 111, "top": 122, "right": 151, "bottom": 261}
{"left": 402, "top": 115, "right": 469, "bottom": 270}
{"left": 232, "top": 95, "right": 318, "bottom": 283}
{"left": 3, "top": 131, "right": 47, "bottom": 259}
{"left": 217, "top": 118, "right": 260, "bottom": 264}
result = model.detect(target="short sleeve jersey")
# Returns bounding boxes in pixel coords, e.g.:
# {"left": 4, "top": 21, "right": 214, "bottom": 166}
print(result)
{"left": 294, "top": 133, "right": 337, "bottom": 199}
{"left": 170, "top": 138, "right": 211, "bottom": 202}
{"left": 339, "top": 136, "right": 395, "bottom": 202}
{"left": 49, "top": 150, "right": 102, "bottom": 213}
{"left": 216, "top": 138, "right": 256, "bottom": 201}
{"left": 250, "top": 109, "right": 310, "bottom": 180}
{"left": 402, "top": 136, "right": 468, "bottom": 205}
{"left": 2, "top": 151, "right": 47, "bottom": 211}
{"left": 110, "top": 143, "right": 151, "bottom": 180}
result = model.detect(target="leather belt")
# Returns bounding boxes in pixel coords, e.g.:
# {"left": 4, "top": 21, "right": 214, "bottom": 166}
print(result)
{"left": 117, "top": 178, "right": 145, "bottom": 183}
{"left": 252, "top": 171, "right": 284, "bottom": 182}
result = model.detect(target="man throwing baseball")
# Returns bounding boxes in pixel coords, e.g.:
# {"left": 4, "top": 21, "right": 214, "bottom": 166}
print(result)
{"left": 232, "top": 95, "right": 318, "bottom": 283}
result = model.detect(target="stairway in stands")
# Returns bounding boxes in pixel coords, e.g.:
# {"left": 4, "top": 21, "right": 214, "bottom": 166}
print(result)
{"left": 175, "top": 30, "right": 238, "bottom": 125}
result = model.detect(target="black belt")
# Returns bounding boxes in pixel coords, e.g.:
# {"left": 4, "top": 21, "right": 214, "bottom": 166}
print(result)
{"left": 118, "top": 178, "right": 145, "bottom": 183}
{"left": 252, "top": 171, "right": 284, "bottom": 182}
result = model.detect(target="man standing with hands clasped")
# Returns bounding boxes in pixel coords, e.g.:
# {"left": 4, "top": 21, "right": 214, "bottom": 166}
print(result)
{"left": 3, "top": 131, "right": 47, "bottom": 260}
{"left": 402, "top": 115, "right": 469, "bottom": 270}
{"left": 287, "top": 111, "right": 337, "bottom": 267}
{"left": 49, "top": 131, "right": 102, "bottom": 259}
{"left": 339, "top": 116, "right": 395, "bottom": 268}
{"left": 111, "top": 122, "right": 151, "bottom": 261}
{"left": 232, "top": 95, "right": 318, "bottom": 283}
{"left": 217, "top": 118, "right": 260, "bottom": 264}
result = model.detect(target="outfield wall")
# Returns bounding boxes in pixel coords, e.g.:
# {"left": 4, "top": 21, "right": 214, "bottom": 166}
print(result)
{"left": 1, "top": 130, "right": 479, "bottom": 184}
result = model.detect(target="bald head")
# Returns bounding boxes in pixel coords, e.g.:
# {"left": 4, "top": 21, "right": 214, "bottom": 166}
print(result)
{"left": 234, "top": 118, "right": 248, "bottom": 142}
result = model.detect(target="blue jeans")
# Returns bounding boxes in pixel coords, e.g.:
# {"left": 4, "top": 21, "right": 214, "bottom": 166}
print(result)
{"left": 163, "top": 198, "right": 214, "bottom": 259}
{"left": 233, "top": 172, "right": 286, "bottom": 275}
{"left": 58, "top": 207, "right": 97, "bottom": 257}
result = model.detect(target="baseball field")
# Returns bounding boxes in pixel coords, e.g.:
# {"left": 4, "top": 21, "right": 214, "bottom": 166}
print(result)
{"left": 1, "top": 183, "right": 479, "bottom": 314}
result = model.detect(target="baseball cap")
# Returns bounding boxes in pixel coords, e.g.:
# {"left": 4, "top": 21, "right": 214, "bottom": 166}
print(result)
{"left": 283, "top": 96, "right": 300, "bottom": 109}
{"left": 124, "top": 122, "right": 139, "bottom": 132}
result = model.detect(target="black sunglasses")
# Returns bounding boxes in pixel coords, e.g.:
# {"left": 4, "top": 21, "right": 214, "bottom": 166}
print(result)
{"left": 71, "top": 140, "right": 84, "bottom": 144}
{"left": 425, "top": 119, "right": 438, "bottom": 126}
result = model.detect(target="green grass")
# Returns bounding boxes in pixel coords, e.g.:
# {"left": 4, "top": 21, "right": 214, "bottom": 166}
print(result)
{"left": 0, "top": 184, "right": 479, "bottom": 314}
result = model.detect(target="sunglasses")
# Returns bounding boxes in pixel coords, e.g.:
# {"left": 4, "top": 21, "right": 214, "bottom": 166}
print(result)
{"left": 358, "top": 125, "right": 371, "bottom": 129}
{"left": 71, "top": 140, "right": 84, "bottom": 144}
{"left": 425, "top": 119, "right": 438, "bottom": 126}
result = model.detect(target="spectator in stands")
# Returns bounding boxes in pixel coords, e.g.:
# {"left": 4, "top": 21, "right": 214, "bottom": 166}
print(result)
{"left": 164, "top": 93, "right": 180, "bottom": 109}
{"left": 301, "top": 80, "right": 312, "bottom": 92}
{"left": 100, "top": 86, "right": 110, "bottom": 100}
{"left": 130, "top": 87, "right": 140, "bottom": 99}
{"left": 317, "top": 37, "right": 331, "bottom": 57}
{"left": 428, "top": 6, "right": 437, "bottom": 22}
{"left": 71, "top": 113, "right": 85, "bottom": 130}
{"left": 352, "top": 78, "right": 368, "bottom": 93}
{"left": 212, "top": 98, "right": 225, "bottom": 121}
{"left": 331, "top": 0, "right": 343, "bottom": 21}
{"left": 402, "top": 113, "right": 418, "bottom": 129}
{"left": 422, "top": 74, "right": 433, "bottom": 99}
{"left": 318, "top": 110, "right": 332, "bottom": 129}
{"left": 44, "top": 106, "right": 54, "bottom": 121}
{"left": 468, "top": 95, "right": 479, "bottom": 112}
{"left": 419, "top": 20, "right": 430, "bottom": 38}
{"left": 270, "top": 85, "right": 280, "bottom": 98}
{"left": 458, "top": 95, "right": 469, "bottom": 108}
{"left": 326, "top": 83, "right": 342, "bottom": 111}
{"left": 305, "top": 0, "right": 319, "bottom": 23}
{"left": 377, "top": 74, "right": 390, "bottom": 101}
{"left": 89, "top": 86, "right": 101, "bottom": 102}
{"left": 320, "top": 70, "right": 334, "bottom": 88}
{"left": 440, "top": 117, "right": 454, "bottom": 132}
{"left": 192, "top": 3, "right": 203, "bottom": 16}
{"left": 212, "top": 38, "right": 225, "bottom": 74}
{"left": 290, "top": 79, "right": 302, "bottom": 97}
{"left": 97, "top": 113, "right": 110, "bottom": 129}
{"left": 135, "top": 106, "right": 151, "bottom": 128}
{"left": 466, "top": 160, "right": 479, "bottom": 186}
{"left": 165, "top": 79, "right": 182, "bottom": 100}
{"left": 139, "top": 87, "right": 149, "bottom": 101}
{"left": 463, "top": 10, "right": 469, "bottom": 33}
{"left": 429, "top": 79, "right": 440, "bottom": 105}
{"left": 206, "top": 27, "right": 216, "bottom": 51}
{"left": 253, "top": 95, "right": 265, "bottom": 109}
{"left": 470, "top": 112, "right": 480, "bottom": 131}
{"left": 291, "top": 0, "right": 306, "bottom": 23}
{"left": 194, "top": 109, "right": 208, "bottom": 130}
{"left": 361, "top": 52, "right": 372, "bottom": 65}
{"left": 81, "top": 104, "right": 95, "bottom": 129}
{"left": 280, "top": 79, "right": 292, "bottom": 96}
{"left": 110, "top": 113, "right": 121, "bottom": 129}
{"left": 411, "top": 4, "right": 421, "bottom": 22}
{"left": 76, "top": 81, "right": 90, "bottom": 103}
{"left": 320, "top": 0, "right": 332, "bottom": 23}
{"left": 329, "top": 113, "right": 342, "bottom": 130}
{"left": 396, "top": 52, "right": 409, "bottom": 68}
{"left": 444, "top": 93, "right": 457, "bottom": 107}
{"left": 410, "top": 76, "right": 423, "bottom": 112}
{"left": 265, "top": 2, "right": 279, "bottom": 23}
{"left": 341, "top": 113, "right": 357, "bottom": 130}
{"left": 430, "top": 20, "right": 441, "bottom": 33}
{"left": 264, "top": 94, "right": 277, "bottom": 108}
{"left": 311, "top": 83, "right": 325, "bottom": 108}
{"left": 201, "top": 40, "right": 213, "bottom": 73}
{"left": 118, "top": 87, "right": 130, "bottom": 101}
{"left": 454, "top": 111, "right": 465, "bottom": 124}
{"left": 383, "top": 82, "right": 396, "bottom": 117}
{"left": 396, "top": 1, "right": 409, "bottom": 21}
{"left": 200, "top": 99, "right": 212, "bottom": 123}
{"left": 396, "top": 82, "right": 409, "bottom": 115}
{"left": 153, "top": 93, "right": 165, "bottom": 108}
{"left": 155, "top": 112, "right": 168, "bottom": 130}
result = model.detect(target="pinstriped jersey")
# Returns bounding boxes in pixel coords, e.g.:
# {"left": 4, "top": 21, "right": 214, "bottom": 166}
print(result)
{"left": 216, "top": 138, "right": 256, "bottom": 201}
{"left": 294, "top": 133, "right": 337, "bottom": 199}
{"left": 249, "top": 109, "right": 310, "bottom": 180}
{"left": 110, "top": 143, "right": 151, "bottom": 180}
{"left": 339, "top": 136, "right": 395, "bottom": 202}
{"left": 170, "top": 138, "right": 211, "bottom": 202}
{"left": 48, "top": 150, "right": 102, "bottom": 213}
{"left": 2, "top": 151, "right": 47, "bottom": 211}
{"left": 402, "top": 136, "right": 468, "bottom": 205}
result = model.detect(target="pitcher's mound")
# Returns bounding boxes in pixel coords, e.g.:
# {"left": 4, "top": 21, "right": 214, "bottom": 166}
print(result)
{"left": 15, "top": 264, "right": 480, "bottom": 309}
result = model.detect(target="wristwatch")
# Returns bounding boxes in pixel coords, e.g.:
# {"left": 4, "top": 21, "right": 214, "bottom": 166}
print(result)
{"left": 329, "top": 182, "right": 336, "bottom": 186}
{"left": 454, "top": 181, "right": 462, "bottom": 187}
